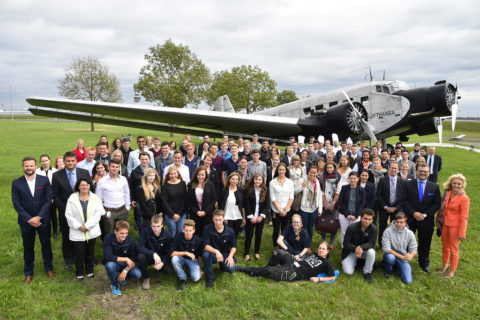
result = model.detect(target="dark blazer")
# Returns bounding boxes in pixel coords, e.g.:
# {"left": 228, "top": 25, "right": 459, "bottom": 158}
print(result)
{"left": 219, "top": 187, "right": 244, "bottom": 212}
{"left": 360, "top": 181, "right": 376, "bottom": 210}
{"left": 335, "top": 150, "right": 351, "bottom": 164}
{"left": 11, "top": 175, "right": 52, "bottom": 230}
{"left": 338, "top": 185, "right": 365, "bottom": 218}
{"left": 341, "top": 221, "right": 377, "bottom": 260}
{"left": 243, "top": 186, "right": 271, "bottom": 218}
{"left": 186, "top": 181, "right": 217, "bottom": 220}
{"left": 281, "top": 155, "right": 292, "bottom": 166}
{"left": 376, "top": 175, "right": 405, "bottom": 211}
{"left": 403, "top": 179, "right": 441, "bottom": 224}
{"left": 349, "top": 155, "right": 362, "bottom": 170}
{"left": 426, "top": 154, "right": 442, "bottom": 183}
{"left": 52, "top": 168, "right": 90, "bottom": 212}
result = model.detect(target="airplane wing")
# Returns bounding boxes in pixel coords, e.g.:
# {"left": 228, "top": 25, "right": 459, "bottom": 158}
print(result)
{"left": 26, "top": 97, "right": 301, "bottom": 138}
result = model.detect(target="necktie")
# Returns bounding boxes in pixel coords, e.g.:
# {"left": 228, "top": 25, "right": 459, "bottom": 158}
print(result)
{"left": 390, "top": 177, "right": 396, "bottom": 204}
{"left": 68, "top": 171, "right": 75, "bottom": 190}
{"left": 428, "top": 156, "right": 433, "bottom": 173}
{"left": 418, "top": 181, "right": 424, "bottom": 202}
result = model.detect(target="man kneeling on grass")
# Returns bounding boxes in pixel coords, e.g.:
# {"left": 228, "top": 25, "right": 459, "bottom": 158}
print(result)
{"left": 382, "top": 212, "right": 417, "bottom": 284}
{"left": 236, "top": 242, "right": 335, "bottom": 282}
{"left": 137, "top": 214, "right": 173, "bottom": 290}
{"left": 341, "top": 208, "right": 377, "bottom": 283}
{"left": 202, "top": 209, "right": 237, "bottom": 288}
{"left": 170, "top": 219, "right": 203, "bottom": 291}
{"left": 103, "top": 220, "right": 142, "bottom": 296}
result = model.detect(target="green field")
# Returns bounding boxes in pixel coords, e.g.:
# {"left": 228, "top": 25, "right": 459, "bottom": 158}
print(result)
{"left": 1, "top": 121, "right": 479, "bottom": 320}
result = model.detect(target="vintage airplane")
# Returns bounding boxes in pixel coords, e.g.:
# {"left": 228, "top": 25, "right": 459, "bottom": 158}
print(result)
{"left": 26, "top": 79, "right": 459, "bottom": 144}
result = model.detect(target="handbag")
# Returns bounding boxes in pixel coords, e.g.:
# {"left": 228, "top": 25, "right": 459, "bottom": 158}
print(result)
{"left": 293, "top": 192, "right": 303, "bottom": 212}
{"left": 436, "top": 191, "right": 448, "bottom": 237}
{"left": 316, "top": 212, "right": 340, "bottom": 234}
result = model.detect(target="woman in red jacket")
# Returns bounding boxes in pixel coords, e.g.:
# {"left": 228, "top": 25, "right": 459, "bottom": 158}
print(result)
{"left": 438, "top": 173, "right": 470, "bottom": 279}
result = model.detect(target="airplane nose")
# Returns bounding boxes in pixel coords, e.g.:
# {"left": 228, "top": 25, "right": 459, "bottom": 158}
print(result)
{"left": 393, "top": 82, "right": 456, "bottom": 117}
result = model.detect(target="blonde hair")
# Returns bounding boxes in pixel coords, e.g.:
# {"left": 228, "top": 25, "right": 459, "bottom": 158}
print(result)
{"left": 443, "top": 173, "right": 467, "bottom": 194}
{"left": 76, "top": 139, "right": 84, "bottom": 149}
{"left": 338, "top": 155, "right": 350, "bottom": 173}
{"left": 163, "top": 166, "right": 183, "bottom": 184}
{"left": 142, "top": 168, "right": 161, "bottom": 200}
{"left": 111, "top": 149, "right": 124, "bottom": 163}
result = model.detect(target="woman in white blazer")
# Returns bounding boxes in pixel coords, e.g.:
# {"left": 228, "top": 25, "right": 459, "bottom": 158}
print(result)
{"left": 65, "top": 177, "right": 105, "bottom": 280}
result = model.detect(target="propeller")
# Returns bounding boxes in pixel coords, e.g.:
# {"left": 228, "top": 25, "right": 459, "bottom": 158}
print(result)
{"left": 438, "top": 118, "right": 443, "bottom": 143}
{"left": 451, "top": 103, "right": 458, "bottom": 137}
{"left": 342, "top": 90, "right": 377, "bottom": 143}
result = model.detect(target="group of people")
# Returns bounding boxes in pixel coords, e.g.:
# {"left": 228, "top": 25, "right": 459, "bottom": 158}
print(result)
{"left": 11, "top": 132, "right": 470, "bottom": 294}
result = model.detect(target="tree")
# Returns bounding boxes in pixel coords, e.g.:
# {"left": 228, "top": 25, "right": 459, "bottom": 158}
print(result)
{"left": 58, "top": 56, "right": 122, "bottom": 131}
{"left": 276, "top": 89, "right": 298, "bottom": 105}
{"left": 207, "top": 65, "right": 277, "bottom": 114}
{"left": 134, "top": 39, "right": 210, "bottom": 108}
{"left": 58, "top": 56, "right": 122, "bottom": 102}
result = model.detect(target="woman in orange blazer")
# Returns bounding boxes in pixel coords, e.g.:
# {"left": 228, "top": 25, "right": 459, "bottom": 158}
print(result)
{"left": 438, "top": 173, "right": 470, "bottom": 279}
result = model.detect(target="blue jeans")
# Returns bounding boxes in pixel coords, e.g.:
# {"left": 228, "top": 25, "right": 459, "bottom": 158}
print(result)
{"left": 105, "top": 261, "right": 142, "bottom": 287}
{"left": 383, "top": 253, "right": 412, "bottom": 284}
{"left": 202, "top": 251, "right": 235, "bottom": 280}
{"left": 164, "top": 214, "right": 186, "bottom": 236}
{"left": 171, "top": 256, "right": 201, "bottom": 281}
{"left": 299, "top": 209, "right": 318, "bottom": 242}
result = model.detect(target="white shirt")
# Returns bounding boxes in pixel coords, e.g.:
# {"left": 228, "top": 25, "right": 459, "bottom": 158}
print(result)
{"left": 127, "top": 149, "right": 155, "bottom": 176}
{"left": 35, "top": 167, "right": 57, "bottom": 184}
{"left": 95, "top": 174, "right": 130, "bottom": 210}
{"left": 77, "top": 159, "right": 95, "bottom": 176}
{"left": 224, "top": 189, "right": 242, "bottom": 220}
{"left": 25, "top": 175, "right": 36, "bottom": 197}
{"left": 269, "top": 177, "right": 294, "bottom": 213}
{"left": 163, "top": 164, "right": 190, "bottom": 184}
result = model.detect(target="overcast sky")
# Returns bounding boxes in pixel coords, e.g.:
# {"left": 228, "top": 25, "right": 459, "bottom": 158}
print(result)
{"left": 1, "top": 0, "right": 479, "bottom": 116}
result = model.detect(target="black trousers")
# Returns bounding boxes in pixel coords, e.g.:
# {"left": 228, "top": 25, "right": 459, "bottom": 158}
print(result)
{"left": 244, "top": 218, "right": 265, "bottom": 255}
{"left": 227, "top": 219, "right": 243, "bottom": 239}
{"left": 239, "top": 250, "right": 299, "bottom": 281}
{"left": 191, "top": 215, "right": 211, "bottom": 238}
{"left": 72, "top": 239, "right": 96, "bottom": 276}
{"left": 408, "top": 218, "right": 434, "bottom": 268}
{"left": 378, "top": 209, "right": 397, "bottom": 246}
{"left": 137, "top": 253, "right": 173, "bottom": 279}
{"left": 58, "top": 208, "right": 73, "bottom": 263}
{"left": 50, "top": 203, "right": 58, "bottom": 235}
{"left": 272, "top": 211, "right": 290, "bottom": 247}
{"left": 21, "top": 223, "right": 53, "bottom": 276}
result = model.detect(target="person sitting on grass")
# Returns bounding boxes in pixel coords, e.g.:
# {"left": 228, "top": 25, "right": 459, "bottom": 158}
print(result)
{"left": 382, "top": 212, "right": 417, "bottom": 284}
{"left": 202, "top": 209, "right": 237, "bottom": 288}
{"left": 274, "top": 214, "right": 311, "bottom": 263}
{"left": 341, "top": 208, "right": 377, "bottom": 283}
{"left": 103, "top": 220, "right": 142, "bottom": 296}
{"left": 137, "top": 214, "right": 173, "bottom": 290}
{"left": 170, "top": 219, "right": 203, "bottom": 291}
{"left": 236, "top": 242, "right": 336, "bottom": 283}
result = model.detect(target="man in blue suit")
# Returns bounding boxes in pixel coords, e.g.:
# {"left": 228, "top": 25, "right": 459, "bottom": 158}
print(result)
{"left": 11, "top": 157, "right": 54, "bottom": 284}
{"left": 402, "top": 163, "right": 441, "bottom": 273}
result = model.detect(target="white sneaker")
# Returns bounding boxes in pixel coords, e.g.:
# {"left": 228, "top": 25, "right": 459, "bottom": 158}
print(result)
{"left": 142, "top": 278, "right": 150, "bottom": 290}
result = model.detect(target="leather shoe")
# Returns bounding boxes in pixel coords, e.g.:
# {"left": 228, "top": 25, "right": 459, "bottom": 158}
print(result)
{"left": 46, "top": 270, "right": 55, "bottom": 279}
{"left": 24, "top": 274, "right": 33, "bottom": 284}
{"left": 421, "top": 266, "right": 431, "bottom": 273}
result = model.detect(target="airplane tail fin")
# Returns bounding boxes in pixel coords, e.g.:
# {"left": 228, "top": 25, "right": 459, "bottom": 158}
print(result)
{"left": 213, "top": 95, "right": 235, "bottom": 113}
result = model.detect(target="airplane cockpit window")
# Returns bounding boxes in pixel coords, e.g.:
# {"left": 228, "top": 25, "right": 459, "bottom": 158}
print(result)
{"left": 329, "top": 101, "right": 338, "bottom": 107}
{"left": 303, "top": 107, "right": 312, "bottom": 115}
{"left": 315, "top": 105, "right": 323, "bottom": 111}
{"left": 376, "top": 85, "right": 382, "bottom": 93}
{"left": 382, "top": 85, "right": 390, "bottom": 93}
{"left": 360, "top": 96, "right": 369, "bottom": 103}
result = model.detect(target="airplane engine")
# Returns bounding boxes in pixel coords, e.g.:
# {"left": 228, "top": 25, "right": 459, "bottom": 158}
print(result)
{"left": 393, "top": 82, "right": 456, "bottom": 117}
{"left": 298, "top": 101, "right": 369, "bottom": 138}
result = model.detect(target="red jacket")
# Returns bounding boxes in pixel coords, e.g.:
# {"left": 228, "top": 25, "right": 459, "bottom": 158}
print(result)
{"left": 441, "top": 191, "right": 470, "bottom": 238}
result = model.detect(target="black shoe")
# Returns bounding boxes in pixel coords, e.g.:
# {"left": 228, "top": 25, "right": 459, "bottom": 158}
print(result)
{"left": 65, "top": 260, "right": 73, "bottom": 269}
{"left": 206, "top": 278, "right": 214, "bottom": 288}
{"left": 384, "top": 272, "right": 391, "bottom": 279}
{"left": 177, "top": 280, "right": 187, "bottom": 291}
{"left": 363, "top": 273, "right": 372, "bottom": 283}
{"left": 421, "top": 266, "right": 431, "bottom": 273}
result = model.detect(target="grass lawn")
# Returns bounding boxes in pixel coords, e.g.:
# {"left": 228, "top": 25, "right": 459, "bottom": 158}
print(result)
{"left": 0, "top": 120, "right": 479, "bottom": 320}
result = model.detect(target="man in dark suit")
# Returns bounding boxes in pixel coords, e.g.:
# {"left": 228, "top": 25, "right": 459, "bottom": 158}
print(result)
{"left": 426, "top": 146, "right": 442, "bottom": 183}
{"left": 376, "top": 162, "right": 405, "bottom": 246}
{"left": 11, "top": 157, "right": 54, "bottom": 283}
{"left": 52, "top": 151, "right": 90, "bottom": 268}
{"left": 281, "top": 146, "right": 295, "bottom": 166}
{"left": 402, "top": 163, "right": 441, "bottom": 273}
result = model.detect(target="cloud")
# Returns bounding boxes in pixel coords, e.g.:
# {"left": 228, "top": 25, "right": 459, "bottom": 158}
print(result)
{"left": 0, "top": 0, "right": 478, "bottom": 116}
